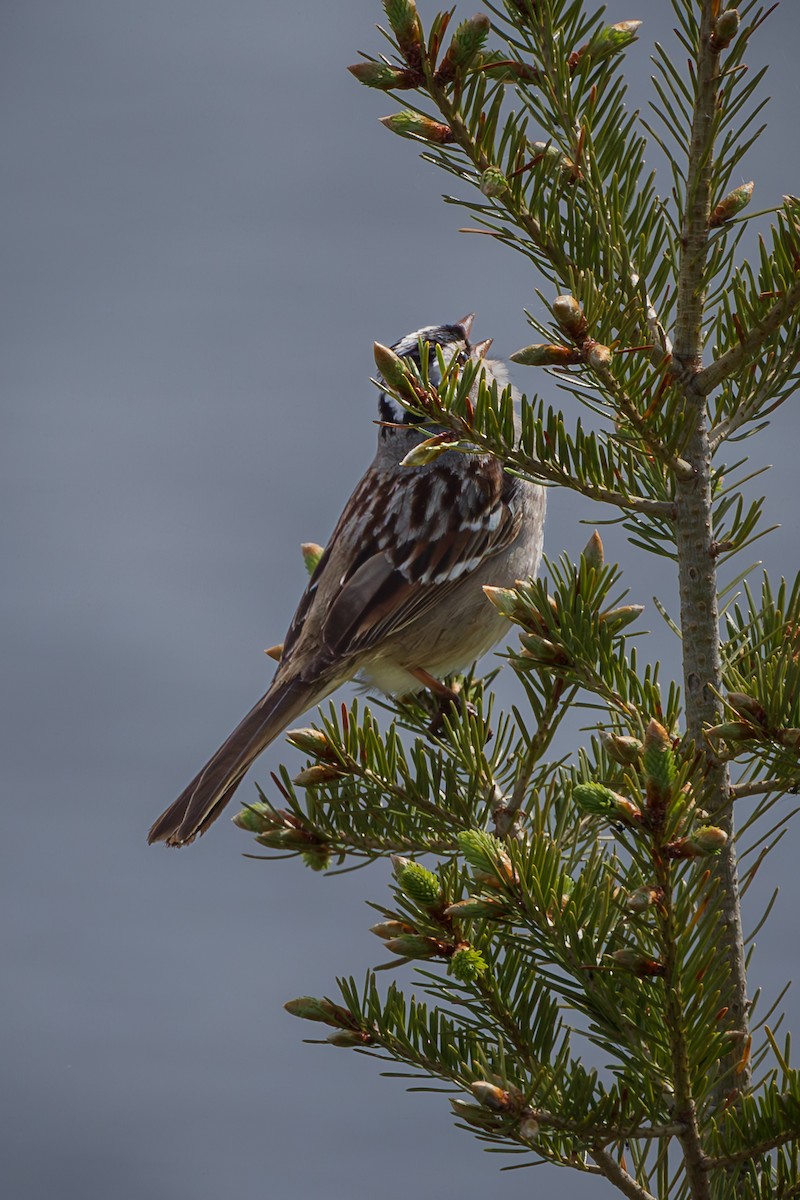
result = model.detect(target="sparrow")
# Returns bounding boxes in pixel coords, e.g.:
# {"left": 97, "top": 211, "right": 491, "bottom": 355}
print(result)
{"left": 148, "top": 316, "right": 545, "bottom": 846}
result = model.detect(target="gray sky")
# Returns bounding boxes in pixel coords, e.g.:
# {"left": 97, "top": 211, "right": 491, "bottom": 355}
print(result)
{"left": 3, "top": 3, "right": 799, "bottom": 1198}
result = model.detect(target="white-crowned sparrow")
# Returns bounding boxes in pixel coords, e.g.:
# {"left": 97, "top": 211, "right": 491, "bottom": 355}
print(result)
{"left": 148, "top": 316, "right": 545, "bottom": 846}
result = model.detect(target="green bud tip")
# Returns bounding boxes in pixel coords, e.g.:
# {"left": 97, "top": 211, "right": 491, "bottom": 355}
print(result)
{"left": 370, "top": 920, "right": 416, "bottom": 939}
{"left": 383, "top": 0, "right": 418, "bottom": 35}
{"left": 479, "top": 166, "right": 509, "bottom": 198}
{"left": 396, "top": 861, "right": 443, "bottom": 907}
{"left": 572, "top": 782, "right": 641, "bottom": 822}
{"left": 379, "top": 112, "right": 454, "bottom": 144}
{"left": 691, "top": 825, "right": 728, "bottom": 853}
{"left": 301, "top": 542, "right": 325, "bottom": 576}
{"left": 347, "top": 61, "right": 415, "bottom": 90}
{"left": 643, "top": 719, "right": 676, "bottom": 786}
{"left": 457, "top": 829, "right": 513, "bottom": 881}
{"left": 665, "top": 826, "right": 728, "bottom": 858}
{"left": 255, "top": 827, "right": 317, "bottom": 851}
{"left": 373, "top": 341, "right": 416, "bottom": 392}
{"left": 709, "top": 181, "right": 753, "bottom": 228}
{"left": 591, "top": 20, "right": 642, "bottom": 54}
{"left": 436, "top": 14, "right": 491, "bottom": 82}
{"left": 449, "top": 945, "right": 489, "bottom": 982}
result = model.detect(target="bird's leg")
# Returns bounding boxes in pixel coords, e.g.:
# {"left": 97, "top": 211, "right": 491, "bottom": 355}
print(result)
{"left": 409, "top": 667, "right": 478, "bottom": 735}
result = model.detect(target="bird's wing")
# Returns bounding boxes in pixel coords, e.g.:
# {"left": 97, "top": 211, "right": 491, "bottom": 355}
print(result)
{"left": 281, "top": 455, "right": 523, "bottom": 673}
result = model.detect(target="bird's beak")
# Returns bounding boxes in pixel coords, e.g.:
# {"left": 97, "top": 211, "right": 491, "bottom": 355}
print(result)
{"left": 473, "top": 337, "right": 494, "bottom": 359}
{"left": 456, "top": 313, "right": 476, "bottom": 338}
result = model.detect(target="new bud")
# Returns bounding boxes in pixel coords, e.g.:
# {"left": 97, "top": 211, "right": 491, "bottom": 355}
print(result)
{"left": 585, "top": 341, "right": 612, "bottom": 370}
{"left": 445, "top": 896, "right": 510, "bottom": 920}
{"left": 347, "top": 61, "right": 418, "bottom": 89}
{"left": 711, "top": 8, "right": 741, "bottom": 51}
{"left": 610, "top": 949, "right": 665, "bottom": 976}
{"left": 482, "top": 585, "right": 520, "bottom": 620}
{"left": 482, "top": 59, "right": 541, "bottom": 84}
{"left": 519, "top": 1113, "right": 540, "bottom": 1142}
{"left": 665, "top": 826, "right": 728, "bottom": 858}
{"left": 705, "top": 720, "right": 758, "bottom": 744}
{"left": 624, "top": 885, "right": 663, "bottom": 914}
{"left": 286, "top": 727, "right": 336, "bottom": 758}
{"left": 370, "top": 920, "right": 416, "bottom": 939}
{"left": 510, "top": 343, "right": 582, "bottom": 367}
{"left": 374, "top": 341, "right": 419, "bottom": 403}
{"left": 457, "top": 829, "right": 514, "bottom": 883}
{"left": 602, "top": 733, "right": 643, "bottom": 766}
{"left": 600, "top": 604, "right": 645, "bottom": 632}
{"left": 582, "top": 530, "right": 604, "bottom": 569}
{"left": 232, "top": 802, "right": 275, "bottom": 834}
{"left": 292, "top": 764, "right": 345, "bottom": 787}
{"left": 382, "top": 0, "right": 424, "bottom": 71}
{"left": 552, "top": 294, "right": 587, "bottom": 338}
{"left": 449, "top": 945, "right": 489, "bottom": 982}
{"left": 643, "top": 719, "right": 676, "bottom": 810}
{"left": 519, "top": 633, "right": 567, "bottom": 664}
{"left": 400, "top": 434, "right": 460, "bottom": 468}
{"left": 480, "top": 166, "right": 509, "bottom": 198}
{"left": 379, "top": 111, "right": 454, "bottom": 144}
{"left": 301, "top": 542, "right": 325, "bottom": 575}
{"left": 572, "top": 782, "right": 641, "bottom": 823}
{"left": 528, "top": 140, "right": 579, "bottom": 182}
{"left": 436, "top": 14, "right": 491, "bottom": 83}
{"left": 384, "top": 935, "right": 446, "bottom": 959}
{"left": 284, "top": 996, "right": 350, "bottom": 1026}
{"left": 395, "top": 861, "right": 443, "bottom": 907}
{"left": 726, "top": 692, "right": 768, "bottom": 728}
{"left": 709, "top": 181, "right": 753, "bottom": 227}
{"left": 471, "top": 1081, "right": 517, "bottom": 1112}
{"left": 582, "top": 21, "right": 642, "bottom": 63}
{"left": 449, "top": 1098, "right": 498, "bottom": 1129}
{"left": 326, "top": 1029, "right": 372, "bottom": 1047}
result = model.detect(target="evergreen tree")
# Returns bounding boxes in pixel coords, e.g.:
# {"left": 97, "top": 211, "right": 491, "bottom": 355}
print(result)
{"left": 237, "top": 2, "right": 800, "bottom": 1194}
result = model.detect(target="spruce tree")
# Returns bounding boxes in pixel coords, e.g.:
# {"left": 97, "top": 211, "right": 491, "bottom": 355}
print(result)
{"left": 237, "top": 3, "right": 800, "bottom": 1194}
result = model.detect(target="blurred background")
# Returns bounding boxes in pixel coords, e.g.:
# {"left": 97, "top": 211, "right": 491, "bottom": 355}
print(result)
{"left": 3, "top": 2, "right": 798, "bottom": 1196}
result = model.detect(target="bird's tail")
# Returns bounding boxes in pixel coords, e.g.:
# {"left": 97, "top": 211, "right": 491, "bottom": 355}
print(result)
{"left": 148, "top": 678, "right": 323, "bottom": 847}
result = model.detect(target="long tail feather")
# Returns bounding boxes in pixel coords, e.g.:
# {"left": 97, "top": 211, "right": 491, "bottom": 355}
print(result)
{"left": 148, "top": 678, "right": 321, "bottom": 847}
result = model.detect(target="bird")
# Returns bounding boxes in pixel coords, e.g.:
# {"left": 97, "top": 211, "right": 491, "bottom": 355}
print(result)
{"left": 148, "top": 316, "right": 546, "bottom": 846}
